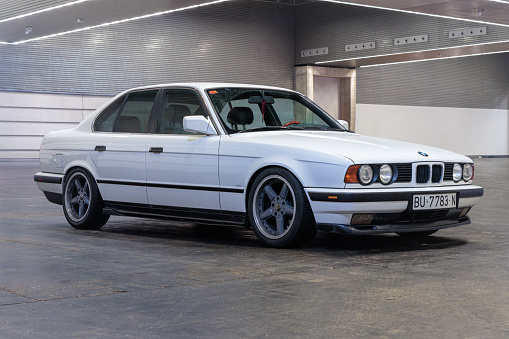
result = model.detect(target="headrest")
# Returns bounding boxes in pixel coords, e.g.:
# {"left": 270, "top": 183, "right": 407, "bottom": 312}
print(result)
{"left": 193, "top": 106, "right": 206, "bottom": 116}
{"left": 165, "top": 104, "right": 191, "bottom": 122}
{"left": 116, "top": 116, "right": 140, "bottom": 133}
{"left": 227, "top": 107, "right": 254, "bottom": 126}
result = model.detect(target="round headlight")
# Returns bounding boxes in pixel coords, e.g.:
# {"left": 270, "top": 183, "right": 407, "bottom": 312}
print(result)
{"left": 463, "top": 163, "right": 473, "bottom": 181}
{"left": 379, "top": 164, "right": 393, "bottom": 185}
{"left": 358, "top": 165, "right": 374, "bottom": 185}
{"left": 453, "top": 163, "right": 463, "bottom": 182}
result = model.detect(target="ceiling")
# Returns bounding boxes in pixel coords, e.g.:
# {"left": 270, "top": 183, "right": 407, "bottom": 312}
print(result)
{"left": 0, "top": 0, "right": 508, "bottom": 66}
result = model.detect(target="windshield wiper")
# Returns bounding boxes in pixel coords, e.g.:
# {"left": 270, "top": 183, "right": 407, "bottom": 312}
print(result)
{"left": 301, "top": 126, "right": 348, "bottom": 132}
{"left": 238, "top": 126, "right": 304, "bottom": 133}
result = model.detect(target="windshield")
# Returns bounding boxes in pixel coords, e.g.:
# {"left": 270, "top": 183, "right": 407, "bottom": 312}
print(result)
{"left": 206, "top": 88, "right": 346, "bottom": 134}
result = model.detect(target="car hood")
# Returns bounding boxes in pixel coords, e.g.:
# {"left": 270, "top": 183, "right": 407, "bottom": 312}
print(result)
{"left": 228, "top": 130, "right": 471, "bottom": 164}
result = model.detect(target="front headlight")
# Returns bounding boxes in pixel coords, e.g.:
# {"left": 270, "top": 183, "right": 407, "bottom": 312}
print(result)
{"left": 453, "top": 163, "right": 463, "bottom": 182}
{"left": 358, "top": 165, "right": 374, "bottom": 185}
{"left": 463, "top": 163, "right": 473, "bottom": 181}
{"left": 379, "top": 164, "right": 393, "bottom": 185}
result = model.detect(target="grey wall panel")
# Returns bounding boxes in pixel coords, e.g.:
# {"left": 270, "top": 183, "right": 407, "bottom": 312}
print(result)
{"left": 295, "top": 2, "right": 509, "bottom": 65}
{"left": 0, "top": 1, "right": 295, "bottom": 95}
{"left": 0, "top": 90, "right": 111, "bottom": 158}
{"left": 356, "top": 53, "right": 509, "bottom": 109}
{"left": 0, "top": 107, "right": 84, "bottom": 122}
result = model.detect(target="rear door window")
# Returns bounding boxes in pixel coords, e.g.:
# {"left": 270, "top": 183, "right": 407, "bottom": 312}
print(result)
{"left": 94, "top": 90, "right": 158, "bottom": 133}
{"left": 94, "top": 96, "right": 125, "bottom": 132}
{"left": 113, "top": 90, "right": 158, "bottom": 133}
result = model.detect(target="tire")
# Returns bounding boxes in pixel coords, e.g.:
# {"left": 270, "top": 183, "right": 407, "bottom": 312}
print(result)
{"left": 397, "top": 230, "right": 438, "bottom": 238}
{"left": 247, "top": 168, "right": 316, "bottom": 248}
{"left": 63, "top": 168, "right": 109, "bottom": 230}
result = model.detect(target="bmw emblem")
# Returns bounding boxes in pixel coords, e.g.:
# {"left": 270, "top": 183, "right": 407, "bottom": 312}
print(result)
{"left": 418, "top": 151, "right": 428, "bottom": 157}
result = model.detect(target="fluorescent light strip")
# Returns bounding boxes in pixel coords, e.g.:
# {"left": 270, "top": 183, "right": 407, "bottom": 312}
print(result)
{"left": 4, "top": 0, "right": 229, "bottom": 45}
{"left": 316, "top": 38, "right": 509, "bottom": 65}
{"left": 0, "top": 0, "right": 92, "bottom": 24}
{"left": 322, "top": 0, "right": 509, "bottom": 28}
{"left": 359, "top": 49, "right": 509, "bottom": 68}
{"left": 485, "top": 0, "right": 509, "bottom": 4}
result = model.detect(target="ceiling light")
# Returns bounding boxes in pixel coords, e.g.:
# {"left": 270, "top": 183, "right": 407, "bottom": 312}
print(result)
{"left": 7, "top": 0, "right": 230, "bottom": 45}
{"left": 317, "top": 39, "right": 509, "bottom": 66}
{"left": 322, "top": 0, "right": 509, "bottom": 28}
{"left": 0, "top": 0, "right": 92, "bottom": 24}
{"left": 359, "top": 49, "right": 509, "bottom": 68}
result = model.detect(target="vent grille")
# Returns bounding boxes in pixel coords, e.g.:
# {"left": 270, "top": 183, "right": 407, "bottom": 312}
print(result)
{"left": 394, "top": 164, "right": 412, "bottom": 182}
{"left": 432, "top": 164, "right": 443, "bottom": 183}
{"left": 444, "top": 163, "right": 454, "bottom": 181}
{"left": 399, "top": 210, "right": 450, "bottom": 222}
{"left": 416, "top": 165, "right": 430, "bottom": 183}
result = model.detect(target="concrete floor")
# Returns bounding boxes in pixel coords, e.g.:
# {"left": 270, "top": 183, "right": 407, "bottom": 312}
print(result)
{"left": 0, "top": 158, "right": 508, "bottom": 338}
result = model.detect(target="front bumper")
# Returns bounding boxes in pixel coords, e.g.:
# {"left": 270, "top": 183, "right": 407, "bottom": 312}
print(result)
{"left": 306, "top": 185, "right": 483, "bottom": 234}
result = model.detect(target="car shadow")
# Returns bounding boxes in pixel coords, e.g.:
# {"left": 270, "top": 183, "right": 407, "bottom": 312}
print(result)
{"left": 304, "top": 232, "right": 469, "bottom": 257}
{"left": 93, "top": 217, "right": 468, "bottom": 254}
{"left": 97, "top": 218, "right": 262, "bottom": 247}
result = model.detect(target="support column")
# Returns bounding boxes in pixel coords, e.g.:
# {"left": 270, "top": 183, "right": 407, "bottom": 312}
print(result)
{"left": 295, "top": 65, "right": 356, "bottom": 131}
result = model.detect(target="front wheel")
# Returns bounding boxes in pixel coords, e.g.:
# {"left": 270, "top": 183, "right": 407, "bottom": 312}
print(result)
{"left": 63, "top": 168, "right": 109, "bottom": 230}
{"left": 248, "top": 168, "right": 316, "bottom": 248}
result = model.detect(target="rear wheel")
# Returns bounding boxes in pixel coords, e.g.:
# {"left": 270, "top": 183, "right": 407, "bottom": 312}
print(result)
{"left": 63, "top": 168, "right": 109, "bottom": 230}
{"left": 248, "top": 168, "right": 316, "bottom": 248}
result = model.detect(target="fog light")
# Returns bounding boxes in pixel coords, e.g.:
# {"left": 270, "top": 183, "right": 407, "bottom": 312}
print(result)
{"left": 351, "top": 214, "right": 375, "bottom": 225}
{"left": 459, "top": 207, "right": 471, "bottom": 218}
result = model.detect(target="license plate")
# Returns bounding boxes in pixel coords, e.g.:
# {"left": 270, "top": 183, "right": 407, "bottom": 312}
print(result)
{"left": 412, "top": 193, "right": 456, "bottom": 210}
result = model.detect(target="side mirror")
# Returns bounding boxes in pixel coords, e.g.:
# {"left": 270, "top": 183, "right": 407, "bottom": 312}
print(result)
{"left": 183, "top": 116, "right": 217, "bottom": 135}
{"left": 337, "top": 119, "right": 349, "bottom": 130}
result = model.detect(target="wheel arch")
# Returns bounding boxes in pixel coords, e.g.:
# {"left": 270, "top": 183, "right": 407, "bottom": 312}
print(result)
{"left": 63, "top": 161, "right": 101, "bottom": 193}
{"left": 244, "top": 164, "right": 302, "bottom": 211}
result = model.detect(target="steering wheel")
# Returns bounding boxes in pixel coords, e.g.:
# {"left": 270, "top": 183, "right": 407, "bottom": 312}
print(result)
{"left": 283, "top": 121, "right": 301, "bottom": 127}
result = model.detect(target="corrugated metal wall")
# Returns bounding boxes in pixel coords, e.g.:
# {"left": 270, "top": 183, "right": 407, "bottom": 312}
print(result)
{"left": 0, "top": 1, "right": 295, "bottom": 95}
{"left": 295, "top": 2, "right": 509, "bottom": 110}
{"left": 295, "top": 2, "right": 509, "bottom": 67}
{"left": 356, "top": 53, "right": 509, "bottom": 109}
{"left": 0, "top": 0, "right": 295, "bottom": 158}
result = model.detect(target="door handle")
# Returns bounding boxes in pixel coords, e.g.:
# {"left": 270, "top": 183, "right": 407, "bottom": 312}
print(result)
{"left": 95, "top": 145, "right": 106, "bottom": 152}
{"left": 149, "top": 147, "right": 163, "bottom": 154}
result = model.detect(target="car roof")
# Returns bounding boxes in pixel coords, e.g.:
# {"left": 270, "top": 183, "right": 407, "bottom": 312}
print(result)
{"left": 125, "top": 82, "right": 295, "bottom": 93}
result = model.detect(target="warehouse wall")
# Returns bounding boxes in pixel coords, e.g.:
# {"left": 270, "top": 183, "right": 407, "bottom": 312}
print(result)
{"left": 356, "top": 53, "right": 509, "bottom": 156}
{"left": 295, "top": 2, "right": 509, "bottom": 67}
{"left": 295, "top": 2, "right": 509, "bottom": 156}
{"left": 0, "top": 91, "right": 111, "bottom": 158}
{"left": 0, "top": 1, "right": 295, "bottom": 158}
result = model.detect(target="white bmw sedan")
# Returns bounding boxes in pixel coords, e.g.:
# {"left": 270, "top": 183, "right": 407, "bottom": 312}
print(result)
{"left": 35, "top": 83, "right": 483, "bottom": 247}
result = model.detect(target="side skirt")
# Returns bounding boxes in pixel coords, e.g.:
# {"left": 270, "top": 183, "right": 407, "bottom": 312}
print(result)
{"left": 103, "top": 201, "right": 246, "bottom": 226}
